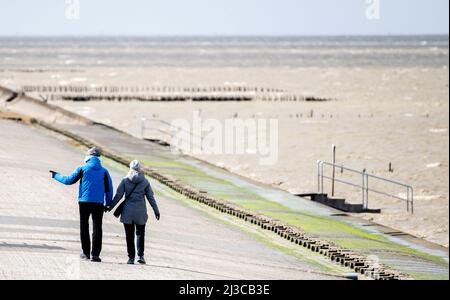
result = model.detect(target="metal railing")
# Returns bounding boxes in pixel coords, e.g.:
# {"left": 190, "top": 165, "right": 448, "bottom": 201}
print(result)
{"left": 140, "top": 118, "right": 208, "bottom": 152}
{"left": 317, "top": 160, "right": 414, "bottom": 214}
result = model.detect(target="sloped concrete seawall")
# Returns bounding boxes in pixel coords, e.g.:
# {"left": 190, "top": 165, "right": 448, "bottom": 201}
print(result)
{"left": 1, "top": 86, "right": 93, "bottom": 125}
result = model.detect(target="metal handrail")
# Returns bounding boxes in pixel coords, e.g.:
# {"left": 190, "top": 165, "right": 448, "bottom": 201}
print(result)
{"left": 317, "top": 160, "right": 414, "bottom": 214}
{"left": 140, "top": 118, "right": 207, "bottom": 151}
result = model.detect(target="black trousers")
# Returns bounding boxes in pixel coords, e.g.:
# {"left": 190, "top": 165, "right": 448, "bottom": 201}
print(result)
{"left": 124, "top": 223, "right": 146, "bottom": 259}
{"left": 79, "top": 202, "right": 104, "bottom": 258}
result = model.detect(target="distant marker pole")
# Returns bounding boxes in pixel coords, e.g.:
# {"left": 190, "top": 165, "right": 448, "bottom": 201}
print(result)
{"left": 141, "top": 117, "right": 146, "bottom": 139}
{"left": 331, "top": 144, "right": 336, "bottom": 197}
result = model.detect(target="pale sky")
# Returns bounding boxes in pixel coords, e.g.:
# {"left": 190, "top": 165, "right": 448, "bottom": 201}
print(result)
{"left": 0, "top": 0, "right": 448, "bottom": 36}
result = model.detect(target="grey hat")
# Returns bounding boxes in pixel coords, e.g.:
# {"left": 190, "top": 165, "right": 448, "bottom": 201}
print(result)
{"left": 87, "top": 147, "right": 101, "bottom": 157}
{"left": 130, "top": 160, "right": 141, "bottom": 171}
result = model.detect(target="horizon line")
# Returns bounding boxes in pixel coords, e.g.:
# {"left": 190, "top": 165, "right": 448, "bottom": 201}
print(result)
{"left": 0, "top": 33, "right": 449, "bottom": 38}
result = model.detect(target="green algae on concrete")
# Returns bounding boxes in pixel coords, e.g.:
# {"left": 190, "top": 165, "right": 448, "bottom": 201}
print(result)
{"left": 138, "top": 156, "right": 282, "bottom": 203}
{"left": 408, "top": 272, "right": 449, "bottom": 281}
{"left": 264, "top": 211, "right": 448, "bottom": 267}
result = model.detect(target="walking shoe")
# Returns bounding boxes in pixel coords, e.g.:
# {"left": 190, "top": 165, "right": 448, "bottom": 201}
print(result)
{"left": 80, "top": 253, "right": 90, "bottom": 261}
{"left": 91, "top": 256, "right": 102, "bottom": 263}
{"left": 137, "top": 256, "right": 146, "bottom": 265}
{"left": 127, "top": 258, "right": 135, "bottom": 265}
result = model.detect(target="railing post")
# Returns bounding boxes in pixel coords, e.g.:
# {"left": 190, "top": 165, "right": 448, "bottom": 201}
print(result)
{"left": 321, "top": 162, "right": 324, "bottom": 194}
{"left": 365, "top": 173, "right": 369, "bottom": 210}
{"left": 331, "top": 145, "right": 336, "bottom": 197}
{"left": 317, "top": 161, "right": 321, "bottom": 193}
{"left": 410, "top": 187, "right": 414, "bottom": 215}
{"left": 362, "top": 170, "right": 366, "bottom": 209}
{"left": 141, "top": 117, "right": 146, "bottom": 139}
{"left": 406, "top": 187, "right": 410, "bottom": 213}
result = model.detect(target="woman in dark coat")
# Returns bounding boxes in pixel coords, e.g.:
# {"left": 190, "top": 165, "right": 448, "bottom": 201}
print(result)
{"left": 109, "top": 160, "right": 160, "bottom": 264}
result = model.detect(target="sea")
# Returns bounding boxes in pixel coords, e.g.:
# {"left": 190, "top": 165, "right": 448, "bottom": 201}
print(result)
{"left": 0, "top": 35, "right": 448, "bottom": 70}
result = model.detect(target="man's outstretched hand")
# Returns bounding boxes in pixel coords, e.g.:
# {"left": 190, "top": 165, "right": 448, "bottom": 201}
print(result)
{"left": 49, "top": 170, "right": 57, "bottom": 178}
{"left": 155, "top": 213, "right": 161, "bottom": 221}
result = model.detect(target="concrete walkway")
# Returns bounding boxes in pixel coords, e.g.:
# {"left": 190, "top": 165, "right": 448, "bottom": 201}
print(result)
{"left": 0, "top": 120, "right": 343, "bottom": 280}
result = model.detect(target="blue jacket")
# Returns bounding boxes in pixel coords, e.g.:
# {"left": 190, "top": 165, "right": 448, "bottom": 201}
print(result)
{"left": 54, "top": 157, "right": 113, "bottom": 206}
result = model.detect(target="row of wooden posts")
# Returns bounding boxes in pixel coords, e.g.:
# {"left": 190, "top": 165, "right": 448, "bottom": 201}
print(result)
{"left": 21, "top": 85, "right": 285, "bottom": 94}
{"left": 22, "top": 85, "right": 332, "bottom": 102}
{"left": 36, "top": 94, "right": 331, "bottom": 102}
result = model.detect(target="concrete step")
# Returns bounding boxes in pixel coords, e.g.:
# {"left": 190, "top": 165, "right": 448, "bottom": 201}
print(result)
{"left": 297, "top": 193, "right": 381, "bottom": 214}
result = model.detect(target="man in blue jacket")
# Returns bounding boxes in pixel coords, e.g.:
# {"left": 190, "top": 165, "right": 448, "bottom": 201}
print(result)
{"left": 50, "top": 147, "right": 113, "bottom": 262}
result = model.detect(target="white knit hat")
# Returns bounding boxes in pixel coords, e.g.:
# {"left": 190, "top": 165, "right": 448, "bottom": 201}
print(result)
{"left": 130, "top": 160, "right": 141, "bottom": 171}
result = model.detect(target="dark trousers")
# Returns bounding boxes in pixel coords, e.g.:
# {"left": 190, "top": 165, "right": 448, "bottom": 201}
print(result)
{"left": 124, "top": 223, "right": 146, "bottom": 259}
{"left": 79, "top": 202, "right": 104, "bottom": 258}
